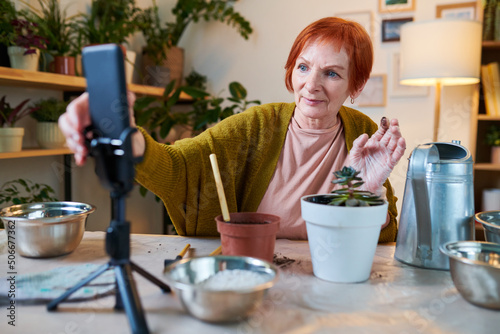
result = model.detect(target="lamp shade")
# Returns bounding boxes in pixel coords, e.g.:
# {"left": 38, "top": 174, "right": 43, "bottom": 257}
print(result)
{"left": 400, "top": 19, "right": 482, "bottom": 86}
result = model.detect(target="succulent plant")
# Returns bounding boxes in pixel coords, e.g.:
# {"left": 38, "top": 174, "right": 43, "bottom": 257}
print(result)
{"left": 328, "top": 166, "right": 384, "bottom": 207}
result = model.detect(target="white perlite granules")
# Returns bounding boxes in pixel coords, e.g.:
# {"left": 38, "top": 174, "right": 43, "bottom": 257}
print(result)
{"left": 200, "top": 269, "right": 270, "bottom": 291}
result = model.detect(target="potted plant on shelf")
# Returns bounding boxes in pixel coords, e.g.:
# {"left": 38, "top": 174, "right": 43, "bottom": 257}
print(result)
{"left": 24, "top": 0, "right": 78, "bottom": 75}
{"left": 301, "top": 166, "right": 388, "bottom": 283}
{"left": 137, "top": 0, "right": 253, "bottom": 87}
{"left": 29, "top": 98, "right": 67, "bottom": 149}
{"left": 0, "top": 178, "right": 58, "bottom": 228}
{"left": 0, "top": 96, "right": 36, "bottom": 153}
{"left": 486, "top": 124, "right": 500, "bottom": 164}
{"left": 0, "top": 8, "right": 47, "bottom": 72}
{"left": 72, "top": 0, "right": 140, "bottom": 81}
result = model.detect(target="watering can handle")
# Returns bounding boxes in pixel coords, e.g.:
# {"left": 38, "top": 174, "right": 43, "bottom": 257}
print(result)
{"left": 410, "top": 144, "right": 440, "bottom": 259}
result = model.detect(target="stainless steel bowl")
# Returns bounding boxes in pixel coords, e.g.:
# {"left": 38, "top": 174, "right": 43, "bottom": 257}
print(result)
{"left": 440, "top": 241, "right": 500, "bottom": 309}
{"left": 0, "top": 202, "right": 95, "bottom": 258}
{"left": 163, "top": 255, "right": 278, "bottom": 322}
{"left": 475, "top": 211, "right": 500, "bottom": 243}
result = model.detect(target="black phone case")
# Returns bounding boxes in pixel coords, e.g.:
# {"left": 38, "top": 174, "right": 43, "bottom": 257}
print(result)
{"left": 82, "top": 44, "right": 129, "bottom": 140}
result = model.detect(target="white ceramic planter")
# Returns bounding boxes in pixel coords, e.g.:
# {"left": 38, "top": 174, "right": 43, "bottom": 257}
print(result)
{"left": 8, "top": 46, "right": 40, "bottom": 71}
{"left": 301, "top": 194, "right": 388, "bottom": 283}
{"left": 36, "top": 122, "right": 66, "bottom": 149}
{"left": 0, "top": 127, "right": 24, "bottom": 152}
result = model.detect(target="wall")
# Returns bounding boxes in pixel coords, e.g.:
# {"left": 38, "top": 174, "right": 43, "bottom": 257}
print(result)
{"left": 4, "top": 0, "right": 479, "bottom": 233}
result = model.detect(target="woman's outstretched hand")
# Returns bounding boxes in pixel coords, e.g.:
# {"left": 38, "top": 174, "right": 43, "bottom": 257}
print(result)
{"left": 58, "top": 91, "right": 144, "bottom": 166}
{"left": 348, "top": 117, "right": 406, "bottom": 195}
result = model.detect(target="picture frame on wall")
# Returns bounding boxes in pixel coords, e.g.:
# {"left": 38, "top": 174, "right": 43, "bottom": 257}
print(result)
{"left": 436, "top": 2, "right": 477, "bottom": 19}
{"left": 336, "top": 10, "right": 375, "bottom": 41}
{"left": 390, "top": 53, "right": 429, "bottom": 97}
{"left": 357, "top": 74, "right": 387, "bottom": 107}
{"left": 379, "top": 0, "right": 415, "bottom": 13}
{"left": 382, "top": 18, "right": 413, "bottom": 42}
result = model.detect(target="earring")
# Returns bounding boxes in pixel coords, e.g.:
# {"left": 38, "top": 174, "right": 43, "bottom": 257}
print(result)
{"left": 350, "top": 98, "right": 355, "bottom": 104}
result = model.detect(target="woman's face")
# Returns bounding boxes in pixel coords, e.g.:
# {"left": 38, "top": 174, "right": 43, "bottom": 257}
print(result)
{"left": 291, "top": 40, "right": 363, "bottom": 129}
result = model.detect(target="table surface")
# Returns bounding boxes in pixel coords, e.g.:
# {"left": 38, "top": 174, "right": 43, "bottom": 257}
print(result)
{"left": 0, "top": 230, "right": 499, "bottom": 334}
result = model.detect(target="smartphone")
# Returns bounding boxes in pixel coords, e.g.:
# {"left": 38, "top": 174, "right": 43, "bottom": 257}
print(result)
{"left": 82, "top": 44, "right": 129, "bottom": 140}
{"left": 81, "top": 44, "right": 134, "bottom": 194}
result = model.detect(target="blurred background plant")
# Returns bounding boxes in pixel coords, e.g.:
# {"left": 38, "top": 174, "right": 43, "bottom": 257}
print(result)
{"left": 0, "top": 178, "right": 58, "bottom": 228}
{"left": 29, "top": 98, "right": 68, "bottom": 123}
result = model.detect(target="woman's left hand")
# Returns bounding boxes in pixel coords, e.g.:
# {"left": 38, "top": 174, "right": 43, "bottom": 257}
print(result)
{"left": 348, "top": 117, "right": 406, "bottom": 195}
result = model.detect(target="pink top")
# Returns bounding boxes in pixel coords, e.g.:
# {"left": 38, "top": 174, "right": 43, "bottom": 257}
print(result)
{"left": 257, "top": 113, "right": 348, "bottom": 239}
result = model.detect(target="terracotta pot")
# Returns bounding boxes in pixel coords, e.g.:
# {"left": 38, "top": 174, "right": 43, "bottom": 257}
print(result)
{"left": 142, "top": 46, "right": 184, "bottom": 88}
{"left": 50, "top": 56, "right": 75, "bottom": 76}
{"left": 216, "top": 212, "right": 280, "bottom": 263}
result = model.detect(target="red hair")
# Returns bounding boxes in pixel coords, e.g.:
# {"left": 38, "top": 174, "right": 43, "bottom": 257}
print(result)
{"left": 284, "top": 17, "right": 373, "bottom": 94}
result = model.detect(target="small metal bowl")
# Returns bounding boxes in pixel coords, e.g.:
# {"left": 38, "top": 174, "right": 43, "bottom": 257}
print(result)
{"left": 163, "top": 255, "right": 278, "bottom": 322}
{"left": 475, "top": 211, "right": 500, "bottom": 243}
{"left": 0, "top": 202, "right": 95, "bottom": 258}
{"left": 440, "top": 241, "right": 500, "bottom": 309}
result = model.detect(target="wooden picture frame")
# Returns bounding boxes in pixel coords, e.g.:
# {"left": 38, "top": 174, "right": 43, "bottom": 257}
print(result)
{"left": 390, "top": 53, "right": 429, "bottom": 97}
{"left": 336, "top": 10, "right": 375, "bottom": 42}
{"left": 357, "top": 74, "right": 387, "bottom": 107}
{"left": 379, "top": 0, "right": 415, "bottom": 13}
{"left": 382, "top": 18, "right": 413, "bottom": 42}
{"left": 436, "top": 2, "right": 477, "bottom": 19}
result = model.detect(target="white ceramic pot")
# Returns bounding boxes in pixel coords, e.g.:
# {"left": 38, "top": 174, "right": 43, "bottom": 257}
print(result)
{"left": 301, "top": 194, "right": 388, "bottom": 283}
{"left": 8, "top": 46, "right": 40, "bottom": 71}
{"left": 36, "top": 122, "right": 66, "bottom": 149}
{"left": 0, "top": 127, "right": 24, "bottom": 152}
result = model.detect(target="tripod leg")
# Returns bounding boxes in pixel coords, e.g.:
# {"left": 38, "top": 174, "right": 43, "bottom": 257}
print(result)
{"left": 130, "top": 261, "right": 171, "bottom": 293}
{"left": 47, "top": 263, "right": 112, "bottom": 311}
{"left": 115, "top": 264, "right": 150, "bottom": 334}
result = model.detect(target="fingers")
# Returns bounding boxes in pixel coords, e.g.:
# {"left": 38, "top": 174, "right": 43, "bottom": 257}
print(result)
{"left": 127, "top": 91, "right": 137, "bottom": 127}
{"left": 370, "top": 117, "right": 389, "bottom": 142}
{"left": 59, "top": 93, "right": 91, "bottom": 166}
{"left": 391, "top": 137, "right": 407, "bottom": 165}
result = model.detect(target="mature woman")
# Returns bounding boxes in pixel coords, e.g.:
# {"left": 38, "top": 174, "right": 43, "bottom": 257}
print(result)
{"left": 60, "top": 17, "right": 406, "bottom": 242}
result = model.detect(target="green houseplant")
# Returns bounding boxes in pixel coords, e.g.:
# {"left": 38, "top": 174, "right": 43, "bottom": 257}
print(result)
{"left": 0, "top": 178, "right": 58, "bottom": 228}
{"left": 0, "top": 95, "right": 36, "bottom": 152}
{"left": 301, "top": 166, "right": 388, "bottom": 283}
{"left": 24, "top": 0, "right": 78, "bottom": 75}
{"left": 30, "top": 98, "right": 68, "bottom": 149}
{"left": 0, "top": 0, "right": 17, "bottom": 67}
{"left": 72, "top": 0, "right": 141, "bottom": 80}
{"left": 138, "top": 0, "right": 253, "bottom": 87}
{"left": 0, "top": 2, "right": 47, "bottom": 72}
{"left": 134, "top": 77, "right": 260, "bottom": 143}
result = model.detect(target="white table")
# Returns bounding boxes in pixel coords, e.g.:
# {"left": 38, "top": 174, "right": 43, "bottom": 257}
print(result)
{"left": 0, "top": 231, "right": 499, "bottom": 334}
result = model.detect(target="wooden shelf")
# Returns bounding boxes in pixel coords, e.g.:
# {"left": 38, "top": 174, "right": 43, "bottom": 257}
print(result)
{"left": 0, "top": 66, "right": 191, "bottom": 100}
{"left": 474, "top": 163, "right": 500, "bottom": 171}
{"left": 0, "top": 147, "right": 72, "bottom": 160}
{"left": 482, "top": 40, "right": 500, "bottom": 49}
{"left": 477, "top": 115, "right": 500, "bottom": 121}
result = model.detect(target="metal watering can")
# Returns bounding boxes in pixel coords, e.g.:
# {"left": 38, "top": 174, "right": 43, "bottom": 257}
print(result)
{"left": 394, "top": 140, "right": 475, "bottom": 270}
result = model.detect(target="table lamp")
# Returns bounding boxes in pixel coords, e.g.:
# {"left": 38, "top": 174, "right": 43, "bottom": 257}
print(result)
{"left": 399, "top": 19, "right": 482, "bottom": 142}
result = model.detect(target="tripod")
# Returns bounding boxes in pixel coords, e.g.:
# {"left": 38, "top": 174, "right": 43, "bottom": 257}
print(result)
{"left": 47, "top": 129, "right": 171, "bottom": 334}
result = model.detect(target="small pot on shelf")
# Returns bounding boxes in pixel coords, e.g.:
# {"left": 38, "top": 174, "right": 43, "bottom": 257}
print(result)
{"left": 0, "top": 127, "right": 24, "bottom": 153}
{"left": 8, "top": 46, "right": 40, "bottom": 71}
{"left": 491, "top": 146, "right": 500, "bottom": 164}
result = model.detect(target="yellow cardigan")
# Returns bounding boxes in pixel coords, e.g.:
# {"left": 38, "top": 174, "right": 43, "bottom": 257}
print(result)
{"left": 135, "top": 102, "right": 398, "bottom": 242}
